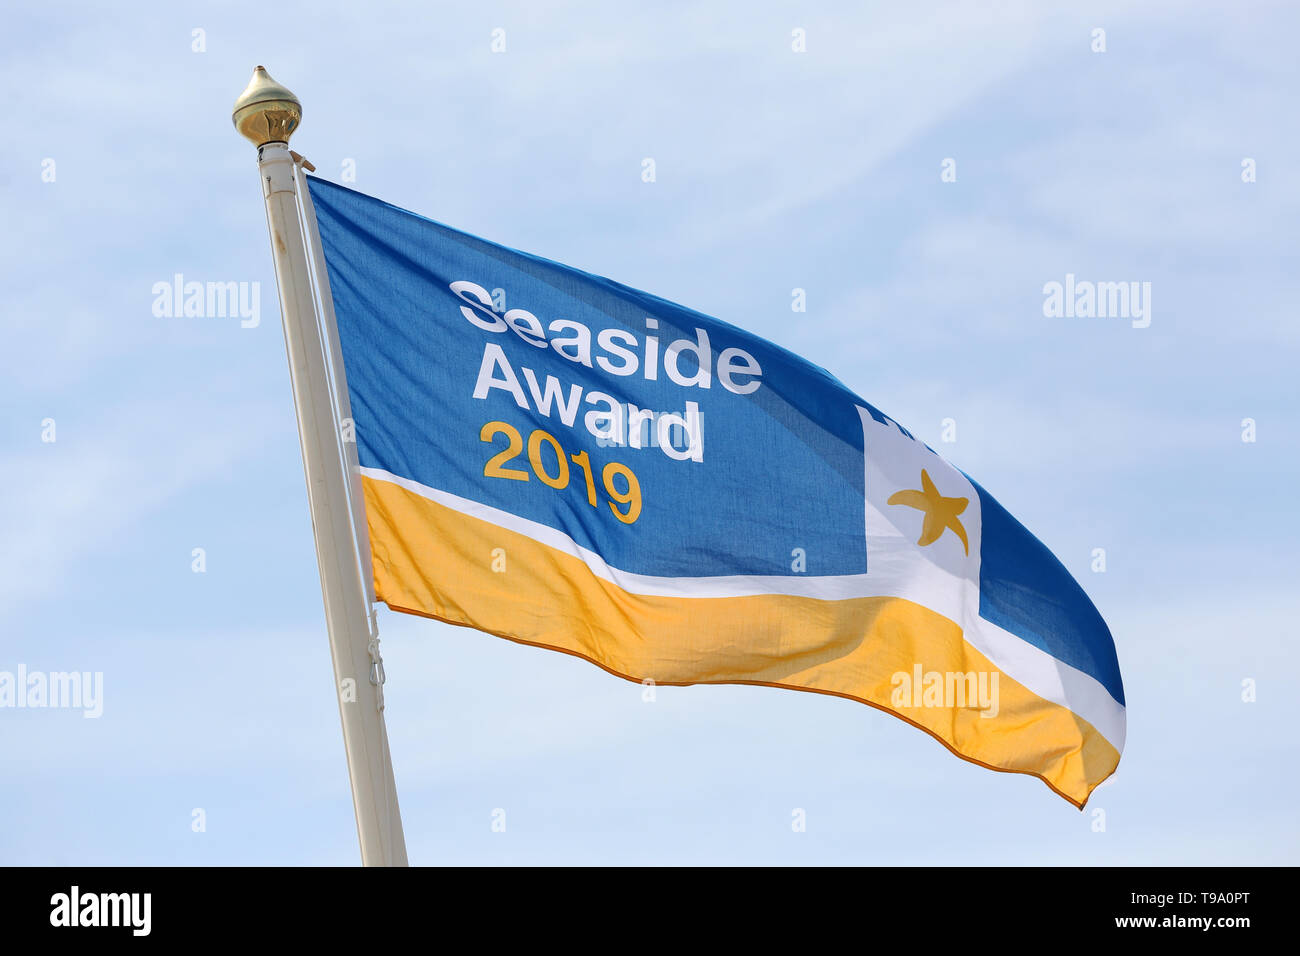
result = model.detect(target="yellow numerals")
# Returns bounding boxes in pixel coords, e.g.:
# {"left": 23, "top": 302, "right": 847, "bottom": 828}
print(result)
{"left": 481, "top": 422, "right": 529, "bottom": 481}
{"left": 601, "top": 462, "right": 641, "bottom": 524}
{"left": 480, "top": 421, "right": 642, "bottom": 524}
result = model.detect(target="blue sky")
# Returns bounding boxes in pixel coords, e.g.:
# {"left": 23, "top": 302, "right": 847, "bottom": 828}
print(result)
{"left": 2, "top": 0, "right": 1297, "bottom": 864}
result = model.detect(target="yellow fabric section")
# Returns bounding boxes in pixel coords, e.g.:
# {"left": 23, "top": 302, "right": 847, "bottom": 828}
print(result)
{"left": 363, "top": 475, "right": 1120, "bottom": 807}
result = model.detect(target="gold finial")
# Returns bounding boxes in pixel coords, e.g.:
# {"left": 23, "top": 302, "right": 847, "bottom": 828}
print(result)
{"left": 232, "top": 66, "right": 302, "bottom": 146}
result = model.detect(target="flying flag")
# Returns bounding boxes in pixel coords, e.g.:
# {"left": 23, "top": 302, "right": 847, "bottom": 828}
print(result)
{"left": 305, "top": 176, "right": 1124, "bottom": 807}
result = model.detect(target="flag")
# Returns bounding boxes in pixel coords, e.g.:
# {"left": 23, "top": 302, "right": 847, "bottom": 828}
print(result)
{"left": 306, "top": 176, "right": 1125, "bottom": 807}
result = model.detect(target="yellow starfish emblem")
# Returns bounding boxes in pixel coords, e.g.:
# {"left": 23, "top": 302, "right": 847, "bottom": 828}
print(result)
{"left": 887, "top": 468, "right": 970, "bottom": 555}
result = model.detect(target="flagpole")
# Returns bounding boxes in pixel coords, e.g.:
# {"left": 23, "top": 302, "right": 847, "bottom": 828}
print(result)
{"left": 232, "top": 66, "right": 407, "bottom": 866}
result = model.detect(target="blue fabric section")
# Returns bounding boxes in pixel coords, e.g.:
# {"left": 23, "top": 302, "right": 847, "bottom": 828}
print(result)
{"left": 307, "top": 177, "right": 867, "bottom": 578}
{"left": 973, "top": 480, "right": 1125, "bottom": 705}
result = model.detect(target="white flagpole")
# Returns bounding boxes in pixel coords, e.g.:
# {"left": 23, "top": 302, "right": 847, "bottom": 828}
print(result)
{"left": 293, "top": 160, "right": 379, "bottom": 613}
{"left": 233, "top": 66, "right": 407, "bottom": 866}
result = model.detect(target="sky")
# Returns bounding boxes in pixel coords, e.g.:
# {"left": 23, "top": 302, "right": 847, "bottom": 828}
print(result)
{"left": 1, "top": 0, "right": 1297, "bottom": 865}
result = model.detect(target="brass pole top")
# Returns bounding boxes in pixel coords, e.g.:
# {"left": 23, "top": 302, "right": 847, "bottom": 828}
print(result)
{"left": 232, "top": 66, "right": 302, "bottom": 146}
